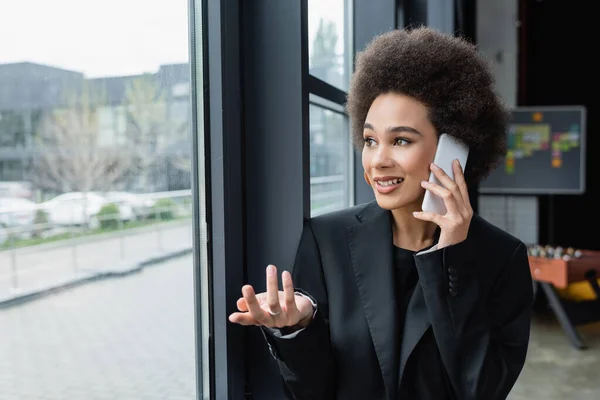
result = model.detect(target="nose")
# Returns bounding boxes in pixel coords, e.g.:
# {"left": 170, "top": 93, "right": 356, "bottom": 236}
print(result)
{"left": 371, "top": 145, "right": 393, "bottom": 169}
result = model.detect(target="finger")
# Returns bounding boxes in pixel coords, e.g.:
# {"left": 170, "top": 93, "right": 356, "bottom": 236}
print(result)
{"left": 242, "top": 285, "right": 268, "bottom": 323}
{"left": 282, "top": 270, "right": 299, "bottom": 314}
{"left": 229, "top": 312, "right": 259, "bottom": 326}
{"left": 266, "top": 265, "right": 282, "bottom": 315}
{"left": 430, "top": 163, "right": 459, "bottom": 194}
{"left": 236, "top": 297, "right": 248, "bottom": 312}
{"left": 413, "top": 210, "right": 443, "bottom": 225}
{"left": 430, "top": 163, "right": 464, "bottom": 211}
{"left": 452, "top": 159, "right": 472, "bottom": 212}
{"left": 421, "top": 180, "right": 458, "bottom": 215}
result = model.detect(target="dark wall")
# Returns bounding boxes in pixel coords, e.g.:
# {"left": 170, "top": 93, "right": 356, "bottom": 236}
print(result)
{"left": 520, "top": 0, "right": 597, "bottom": 249}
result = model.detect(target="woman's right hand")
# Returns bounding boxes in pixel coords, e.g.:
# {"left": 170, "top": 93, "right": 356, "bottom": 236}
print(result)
{"left": 228, "top": 265, "right": 315, "bottom": 330}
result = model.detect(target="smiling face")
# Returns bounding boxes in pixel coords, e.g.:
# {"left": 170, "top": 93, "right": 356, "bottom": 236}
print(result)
{"left": 361, "top": 92, "right": 439, "bottom": 211}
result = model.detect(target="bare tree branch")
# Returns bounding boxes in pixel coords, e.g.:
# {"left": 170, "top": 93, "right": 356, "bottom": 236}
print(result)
{"left": 34, "top": 82, "right": 132, "bottom": 193}
{"left": 123, "top": 74, "right": 168, "bottom": 189}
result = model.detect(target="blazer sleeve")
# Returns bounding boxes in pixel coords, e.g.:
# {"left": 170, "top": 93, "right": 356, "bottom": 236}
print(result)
{"left": 261, "top": 219, "right": 335, "bottom": 400}
{"left": 415, "top": 239, "right": 533, "bottom": 400}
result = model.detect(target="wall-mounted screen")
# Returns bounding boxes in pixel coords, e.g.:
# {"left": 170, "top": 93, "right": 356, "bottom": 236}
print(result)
{"left": 478, "top": 106, "right": 586, "bottom": 194}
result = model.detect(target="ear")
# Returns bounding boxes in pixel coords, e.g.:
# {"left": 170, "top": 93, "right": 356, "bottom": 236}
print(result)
{"left": 364, "top": 171, "right": 371, "bottom": 186}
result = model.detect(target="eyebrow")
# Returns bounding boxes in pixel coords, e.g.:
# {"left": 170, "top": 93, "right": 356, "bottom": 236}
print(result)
{"left": 363, "top": 122, "right": 422, "bottom": 135}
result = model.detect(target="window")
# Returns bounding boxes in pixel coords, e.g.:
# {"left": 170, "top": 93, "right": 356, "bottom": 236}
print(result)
{"left": 309, "top": 100, "right": 351, "bottom": 216}
{"left": 0, "top": 0, "right": 205, "bottom": 398}
{"left": 308, "top": 0, "right": 351, "bottom": 91}
{"left": 308, "top": 0, "right": 353, "bottom": 216}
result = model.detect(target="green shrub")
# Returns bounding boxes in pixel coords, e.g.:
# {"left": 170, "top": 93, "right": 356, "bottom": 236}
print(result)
{"left": 97, "top": 203, "right": 120, "bottom": 230}
{"left": 32, "top": 209, "right": 50, "bottom": 238}
{"left": 152, "top": 198, "right": 176, "bottom": 220}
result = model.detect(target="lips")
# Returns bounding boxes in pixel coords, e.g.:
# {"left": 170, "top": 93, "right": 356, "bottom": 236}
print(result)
{"left": 374, "top": 177, "right": 404, "bottom": 194}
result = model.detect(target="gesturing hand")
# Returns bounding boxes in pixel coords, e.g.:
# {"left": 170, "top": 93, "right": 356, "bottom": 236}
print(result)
{"left": 413, "top": 159, "right": 473, "bottom": 249}
{"left": 228, "top": 265, "right": 315, "bottom": 330}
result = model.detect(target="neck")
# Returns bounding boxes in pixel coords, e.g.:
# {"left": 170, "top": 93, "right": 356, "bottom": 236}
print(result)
{"left": 391, "top": 206, "right": 437, "bottom": 251}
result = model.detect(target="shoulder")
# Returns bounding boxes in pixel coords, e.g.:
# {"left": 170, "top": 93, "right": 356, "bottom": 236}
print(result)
{"left": 470, "top": 214, "right": 524, "bottom": 250}
{"left": 309, "top": 202, "right": 371, "bottom": 227}
{"left": 469, "top": 214, "right": 529, "bottom": 269}
{"left": 304, "top": 201, "right": 376, "bottom": 239}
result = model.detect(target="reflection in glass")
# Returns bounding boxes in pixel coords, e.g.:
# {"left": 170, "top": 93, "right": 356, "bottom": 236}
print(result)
{"left": 0, "top": 0, "right": 199, "bottom": 398}
{"left": 310, "top": 104, "right": 350, "bottom": 216}
{"left": 308, "top": 0, "right": 348, "bottom": 90}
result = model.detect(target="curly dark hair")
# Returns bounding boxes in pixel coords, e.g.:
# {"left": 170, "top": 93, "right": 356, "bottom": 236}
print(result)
{"left": 346, "top": 26, "right": 509, "bottom": 183}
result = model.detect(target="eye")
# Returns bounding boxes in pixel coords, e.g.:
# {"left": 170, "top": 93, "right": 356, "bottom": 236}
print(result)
{"left": 394, "top": 137, "right": 411, "bottom": 146}
{"left": 363, "top": 137, "right": 376, "bottom": 147}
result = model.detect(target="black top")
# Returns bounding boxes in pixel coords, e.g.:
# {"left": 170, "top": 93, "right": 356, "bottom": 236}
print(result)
{"left": 393, "top": 246, "right": 420, "bottom": 343}
{"left": 393, "top": 245, "right": 454, "bottom": 399}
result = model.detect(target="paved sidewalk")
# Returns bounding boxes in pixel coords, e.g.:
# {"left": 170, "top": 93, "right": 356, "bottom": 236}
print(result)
{"left": 0, "top": 221, "right": 193, "bottom": 306}
{"left": 0, "top": 255, "right": 197, "bottom": 400}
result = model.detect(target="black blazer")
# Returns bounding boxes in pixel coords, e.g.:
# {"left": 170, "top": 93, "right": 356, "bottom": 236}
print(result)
{"left": 263, "top": 200, "right": 533, "bottom": 400}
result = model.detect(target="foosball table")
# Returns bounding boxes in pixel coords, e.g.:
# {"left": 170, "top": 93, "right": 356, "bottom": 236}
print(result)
{"left": 528, "top": 245, "right": 600, "bottom": 349}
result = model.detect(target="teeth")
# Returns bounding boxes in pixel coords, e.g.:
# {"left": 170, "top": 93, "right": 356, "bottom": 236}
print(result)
{"left": 377, "top": 178, "right": 403, "bottom": 187}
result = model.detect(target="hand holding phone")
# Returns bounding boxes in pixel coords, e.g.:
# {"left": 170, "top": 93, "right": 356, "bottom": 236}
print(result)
{"left": 421, "top": 134, "right": 469, "bottom": 215}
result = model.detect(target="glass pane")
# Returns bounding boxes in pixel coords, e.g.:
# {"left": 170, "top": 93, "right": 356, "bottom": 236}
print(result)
{"left": 0, "top": 1, "right": 202, "bottom": 398}
{"left": 308, "top": 0, "right": 349, "bottom": 90}
{"left": 310, "top": 104, "right": 350, "bottom": 216}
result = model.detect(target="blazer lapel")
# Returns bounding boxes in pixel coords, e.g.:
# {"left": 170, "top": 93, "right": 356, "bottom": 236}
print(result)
{"left": 398, "top": 281, "right": 431, "bottom": 383}
{"left": 398, "top": 228, "right": 440, "bottom": 385}
{"left": 347, "top": 203, "right": 399, "bottom": 400}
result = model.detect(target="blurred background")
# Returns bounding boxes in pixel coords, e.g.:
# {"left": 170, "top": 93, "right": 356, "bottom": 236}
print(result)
{"left": 0, "top": 0, "right": 597, "bottom": 399}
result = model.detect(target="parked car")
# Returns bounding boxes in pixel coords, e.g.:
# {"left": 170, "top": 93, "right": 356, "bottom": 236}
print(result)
{"left": 0, "top": 197, "right": 37, "bottom": 243}
{"left": 41, "top": 192, "right": 134, "bottom": 229}
{"left": 100, "top": 191, "right": 154, "bottom": 220}
{"left": 41, "top": 192, "right": 107, "bottom": 229}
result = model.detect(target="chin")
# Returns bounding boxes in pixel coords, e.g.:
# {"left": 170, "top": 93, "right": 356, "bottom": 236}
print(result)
{"left": 374, "top": 195, "right": 404, "bottom": 210}
{"left": 373, "top": 191, "right": 423, "bottom": 211}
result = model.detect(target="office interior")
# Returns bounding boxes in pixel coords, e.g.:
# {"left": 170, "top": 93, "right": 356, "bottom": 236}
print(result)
{"left": 0, "top": 0, "right": 598, "bottom": 399}
{"left": 195, "top": 0, "right": 600, "bottom": 398}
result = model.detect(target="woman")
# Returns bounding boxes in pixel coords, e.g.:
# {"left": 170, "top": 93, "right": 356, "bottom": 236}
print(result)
{"left": 229, "top": 26, "right": 533, "bottom": 400}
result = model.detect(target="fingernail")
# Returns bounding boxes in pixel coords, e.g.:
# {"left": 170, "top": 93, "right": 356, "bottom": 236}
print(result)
{"left": 421, "top": 181, "right": 428, "bottom": 186}
{"left": 267, "top": 265, "right": 274, "bottom": 276}
{"left": 282, "top": 270, "right": 290, "bottom": 281}
{"left": 430, "top": 163, "right": 439, "bottom": 170}
{"left": 413, "top": 211, "right": 421, "bottom": 216}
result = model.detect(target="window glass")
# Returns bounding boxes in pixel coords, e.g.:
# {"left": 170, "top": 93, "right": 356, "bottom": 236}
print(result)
{"left": 309, "top": 103, "right": 350, "bottom": 216}
{"left": 0, "top": 1, "right": 203, "bottom": 397}
{"left": 308, "top": 0, "right": 349, "bottom": 90}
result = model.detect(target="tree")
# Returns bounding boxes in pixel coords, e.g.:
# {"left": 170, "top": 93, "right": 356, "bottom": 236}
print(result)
{"left": 166, "top": 101, "right": 193, "bottom": 174}
{"left": 123, "top": 75, "right": 192, "bottom": 187}
{"left": 123, "top": 74, "right": 169, "bottom": 190}
{"left": 34, "top": 82, "right": 132, "bottom": 193}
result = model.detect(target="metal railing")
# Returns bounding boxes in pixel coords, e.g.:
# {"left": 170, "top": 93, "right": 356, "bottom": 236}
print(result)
{"left": 0, "top": 190, "right": 193, "bottom": 293}
{"left": 310, "top": 175, "right": 347, "bottom": 216}
{"left": 0, "top": 176, "right": 348, "bottom": 294}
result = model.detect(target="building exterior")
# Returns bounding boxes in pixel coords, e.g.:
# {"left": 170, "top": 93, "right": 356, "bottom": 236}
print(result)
{"left": 0, "top": 62, "right": 191, "bottom": 198}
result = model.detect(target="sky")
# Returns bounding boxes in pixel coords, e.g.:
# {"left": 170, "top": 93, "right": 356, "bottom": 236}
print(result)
{"left": 0, "top": 0, "right": 345, "bottom": 78}
{"left": 0, "top": 0, "right": 190, "bottom": 78}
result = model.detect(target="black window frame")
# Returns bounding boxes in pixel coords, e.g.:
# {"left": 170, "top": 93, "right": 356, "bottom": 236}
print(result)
{"left": 196, "top": 1, "right": 467, "bottom": 398}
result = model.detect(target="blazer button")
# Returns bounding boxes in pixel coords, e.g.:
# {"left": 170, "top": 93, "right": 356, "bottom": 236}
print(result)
{"left": 449, "top": 287, "right": 458, "bottom": 297}
{"left": 449, "top": 274, "right": 458, "bottom": 282}
{"left": 448, "top": 267, "right": 457, "bottom": 275}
